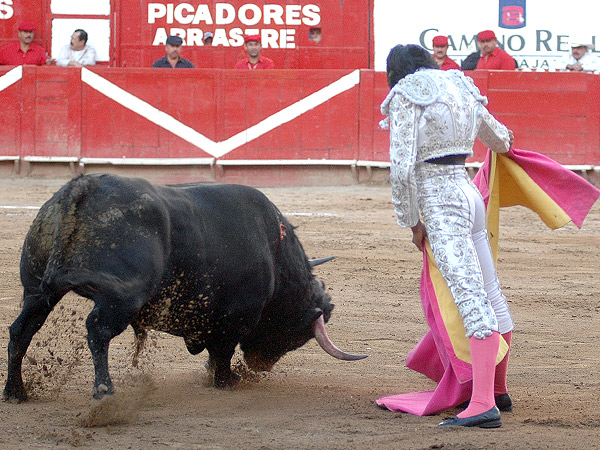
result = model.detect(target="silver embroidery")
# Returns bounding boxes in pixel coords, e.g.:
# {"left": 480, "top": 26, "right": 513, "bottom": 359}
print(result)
{"left": 394, "top": 70, "right": 440, "bottom": 105}
{"left": 382, "top": 69, "right": 510, "bottom": 228}
{"left": 415, "top": 163, "right": 499, "bottom": 338}
{"left": 388, "top": 95, "right": 420, "bottom": 227}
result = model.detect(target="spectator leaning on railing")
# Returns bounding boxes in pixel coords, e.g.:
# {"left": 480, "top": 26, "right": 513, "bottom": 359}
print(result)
{"left": 54, "top": 29, "right": 97, "bottom": 67}
{"left": 475, "top": 30, "right": 516, "bottom": 70}
{"left": 558, "top": 40, "right": 599, "bottom": 72}
{"left": 152, "top": 35, "right": 195, "bottom": 68}
{"left": 0, "top": 21, "right": 53, "bottom": 66}
{"left": 431, "top": 35, "right": 460, "bottom": 70}
{"left": 234, "top": 35, "right": 274, "bottom": 69}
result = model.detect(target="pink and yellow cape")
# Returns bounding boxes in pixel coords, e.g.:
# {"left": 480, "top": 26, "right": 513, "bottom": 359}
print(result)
{"left": 376, "top": 148, "right": 600, "bottom": 416}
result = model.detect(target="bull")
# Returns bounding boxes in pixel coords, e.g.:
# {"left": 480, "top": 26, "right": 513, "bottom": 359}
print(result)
{"left": 3, "top": 174, "right": 366, "bottom": 402}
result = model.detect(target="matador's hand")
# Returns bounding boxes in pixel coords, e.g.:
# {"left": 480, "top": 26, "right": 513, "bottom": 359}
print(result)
{"left": 411, "top": 221, "right": 427, "bottom": 252}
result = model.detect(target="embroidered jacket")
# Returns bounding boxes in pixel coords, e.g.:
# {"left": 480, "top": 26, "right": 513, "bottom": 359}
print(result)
{"left": 380, "top": 69, "right": 510, "bottom": 228}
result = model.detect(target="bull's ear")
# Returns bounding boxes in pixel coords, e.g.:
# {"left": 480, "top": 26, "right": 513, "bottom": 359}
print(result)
{"left": 311, "top": 308, "right": 323, "bottom": 322}
{"left": 301, "top": 308, "right": 323, "bottom": 329}
{"left": 323, "top": 303, "right": 334, "bottom": 322}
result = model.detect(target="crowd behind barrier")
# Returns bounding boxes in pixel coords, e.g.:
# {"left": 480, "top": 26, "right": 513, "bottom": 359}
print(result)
{"left": 1, "top": 20, "right": 598, "bottom": 73}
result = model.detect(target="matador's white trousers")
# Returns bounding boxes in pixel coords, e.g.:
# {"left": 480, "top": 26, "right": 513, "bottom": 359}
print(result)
{"left": 415, "top": 162, "right": 514, "bottom": 339}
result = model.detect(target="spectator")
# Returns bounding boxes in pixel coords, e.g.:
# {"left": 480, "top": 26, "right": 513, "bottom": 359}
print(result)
{"left": 55, "top": 29, "right": 97, "bottom": 67}
{"left": 203, "top": 32, "right": 213, "bottom": 46}
{"left": 461, "top": 49, "right": 481, "bottom": 71}
{"left": 152, "top": 35, "right": 194, "bottom": 68}
{"left": 431, "top": 35, "right": 460, "bottom": 70}
{"left": 475, "top": 30, "right": 516, "bottom": 70}
{"left": 559, "top": 40, "right": 599, "bottom": 72}
{"left": 0, "top": 21, "right": 52, "bottom": 66}
{"left": 234, "top": 35, "right": 274, "bottom": 69}
{"left": 309, "top": 27, "right": 322, "bottom": 44}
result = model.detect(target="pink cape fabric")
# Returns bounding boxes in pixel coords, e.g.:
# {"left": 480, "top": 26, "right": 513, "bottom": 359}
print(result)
{"left": 474, "top": 148, "right": 600, "bottom": 228}
{"left": 376, "top": 148, "right": 600, "bottom": 416}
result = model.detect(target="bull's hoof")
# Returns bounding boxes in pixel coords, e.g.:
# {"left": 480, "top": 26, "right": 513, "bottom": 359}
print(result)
{"left": 204, "top": 358, "right": 215, "bottom": 373}
{"left": 213, "top": 372, "right": 241, "bottom": 389}
{"left": 92, "top": 383, "right": 114, "bottom": 400}
{"left": 2, "top": 384, "right": 28, "bottom": 404}
{"left": 2, "top": 393, "right": 27, "bottom": 403}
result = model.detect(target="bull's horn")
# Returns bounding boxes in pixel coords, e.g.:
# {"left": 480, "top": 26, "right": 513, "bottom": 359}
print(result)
{"left": 313, "top": 314, "right": 368, "bottom": 361}
{"left": 309, "top": 256, "right": 335, "bottom": 266}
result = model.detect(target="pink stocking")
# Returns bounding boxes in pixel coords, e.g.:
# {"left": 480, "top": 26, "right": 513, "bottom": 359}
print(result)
{"left": 457, "top": 331, "right": 500, "bottom": 418}
{"left": 494, "top": 331, "right": 512, "bottom": 395}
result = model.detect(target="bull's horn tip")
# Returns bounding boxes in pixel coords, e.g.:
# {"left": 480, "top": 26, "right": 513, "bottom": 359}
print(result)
{"left": 309, "top": 256, "right": 336, "bottom": 266}
{"left": 345, "top": 353, "right": 369, "bottom": 361}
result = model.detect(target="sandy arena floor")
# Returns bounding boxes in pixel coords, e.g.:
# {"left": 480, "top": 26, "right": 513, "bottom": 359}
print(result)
{"left": 0, "top": 176, "right": 598, "bottom": 449}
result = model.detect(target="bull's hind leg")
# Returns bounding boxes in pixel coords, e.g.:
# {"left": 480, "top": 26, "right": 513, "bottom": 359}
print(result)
{"left": 86, "top": 295, "right": 146, "bottom": 399}
{"left": 3, "top": 288, "right": 64, "bottom": 403}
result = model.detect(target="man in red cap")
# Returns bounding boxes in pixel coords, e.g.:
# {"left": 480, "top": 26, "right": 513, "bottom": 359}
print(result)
{"left": 475, "top": 30, "right": 516, "bottom": 70}
{"left": 234, "top": 34, "right": 274, "bottom": 69}
{"left": 0, "top": 21, "right": 52, "bottom": 66}
{"left": 431, "top": 35, "right": 460, "bottom": 70}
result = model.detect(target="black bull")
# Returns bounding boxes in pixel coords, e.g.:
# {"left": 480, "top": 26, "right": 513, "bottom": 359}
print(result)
{"left": 3, "top": 174, "right": 366, "bottom": 402}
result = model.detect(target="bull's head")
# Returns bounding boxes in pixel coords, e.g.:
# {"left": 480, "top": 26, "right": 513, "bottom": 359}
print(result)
{"left": 241, "top": 275, "right": 367, "bottom": 372}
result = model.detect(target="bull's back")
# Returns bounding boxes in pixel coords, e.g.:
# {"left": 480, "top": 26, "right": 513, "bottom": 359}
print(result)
{"left": 170, "top": 183, "right": 281, "bottom": 248}
{"left": 21, "top": 174, "right": 171, "bottom": 296}
{"left": 155, "top": 183, "right": 283, "bottom": 294}
{"left": 134, "top": 182, "right": 286, "bottom": 334}
{"left": 21, "top": 176, "right": 286, "bottom": 311}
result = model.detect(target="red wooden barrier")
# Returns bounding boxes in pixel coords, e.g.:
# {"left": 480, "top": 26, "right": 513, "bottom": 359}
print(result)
{"left": 0, "top": 66, "right": 598, "bottom": 185}
{"left": 79, "top": 68, "right": 360, "bottom": 160}
{"left": 484, "top": 71, "right": 600, "bottom": 165}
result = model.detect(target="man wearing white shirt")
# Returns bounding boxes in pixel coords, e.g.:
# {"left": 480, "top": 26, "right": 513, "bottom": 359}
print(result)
{"left": 56, "top": 29, "right": 97, "bottom": 67}
{"left": 558, "top": 41, "right": 599, "bottom": 72}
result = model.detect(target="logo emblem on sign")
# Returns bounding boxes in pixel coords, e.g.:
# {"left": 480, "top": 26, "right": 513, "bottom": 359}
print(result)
{"left": 499, "top": 0, "right": 526, "bottom": 29}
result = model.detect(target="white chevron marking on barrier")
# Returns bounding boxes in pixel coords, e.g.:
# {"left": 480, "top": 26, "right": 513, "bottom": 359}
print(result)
{"left": 0, "top": 66, "right": 23, "bottom": 92}
{"left": 81, "top": 68, "right": 361, "bottom": 158}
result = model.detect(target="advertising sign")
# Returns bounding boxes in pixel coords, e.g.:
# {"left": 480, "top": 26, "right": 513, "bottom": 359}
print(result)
{"left": 374, "top": 0, "right": 599, "bottom": 70}
{"left": 498, "top": 0, "right": 526, "bottom": 29}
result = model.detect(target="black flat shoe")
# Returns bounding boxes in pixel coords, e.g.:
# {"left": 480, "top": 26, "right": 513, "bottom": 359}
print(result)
{"left": 495, "top": 393, "right": 513, "bottom": 412}
{"left": 438, "top": 406, "right": 502, "bottom": 428}
{"left": 457, "top": 394, "right": 513, "bottom": 412}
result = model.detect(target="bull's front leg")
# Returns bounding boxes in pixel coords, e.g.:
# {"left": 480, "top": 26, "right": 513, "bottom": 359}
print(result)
{"left": 208, "top": 346, "right": 240, "bottom": 389}
{"left": 207, "top": 301, "right": 264, "bottom": 388}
